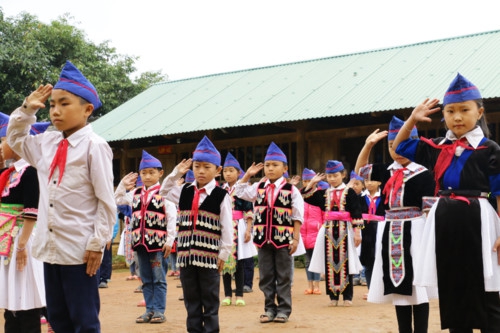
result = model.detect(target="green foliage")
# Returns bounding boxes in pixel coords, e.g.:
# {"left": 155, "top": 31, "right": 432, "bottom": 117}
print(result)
{"left": 0, "top": 9, "right": 167, "bottom": 119}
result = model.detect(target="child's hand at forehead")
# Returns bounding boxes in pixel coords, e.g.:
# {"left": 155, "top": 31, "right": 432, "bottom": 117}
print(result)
{"left": 25, "top": 84, "right": 53, "bottom": 110}
{"left": 176, "top": 159, "right": 193, "bottom": 174}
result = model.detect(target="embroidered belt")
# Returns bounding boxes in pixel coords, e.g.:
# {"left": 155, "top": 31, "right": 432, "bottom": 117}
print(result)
{"left": 438, "top": 190, "right": 489, "bottom": 205}
{"left": 422, "top": 196, "right": 438, "bottom": 211}
{"left": 232, "top": 211, "right": 244, "bottom": 220}
{"left": 385, "top": 207, "right": 421, "bottom": 221}
{"left": 324, "top": 211, "right": 351, "bottom": 221}
{"left": 362, "top": 213, "right": 384, "bottom": 222}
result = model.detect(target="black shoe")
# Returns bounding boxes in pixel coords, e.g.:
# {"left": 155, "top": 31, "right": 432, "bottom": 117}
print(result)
{"left": 98, "top": 281, "right": 108, "bottom": 288}
{"left": 243, "top": 285, "right": 253, "bottom": 293}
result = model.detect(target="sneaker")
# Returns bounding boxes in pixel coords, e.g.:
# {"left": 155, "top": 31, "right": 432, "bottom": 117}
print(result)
{"left": 243, "top": 285, "right": 253, "bottom": 293}
{"left": 98, "top": 281, "right": 108, "bottom": 288}
{"left": 360, "top": 278, "right": 367, "bottom": 286}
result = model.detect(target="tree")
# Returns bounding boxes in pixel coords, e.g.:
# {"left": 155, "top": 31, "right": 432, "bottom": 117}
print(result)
{"left": 0, "top": 9, "right": 167, "bottom": 119}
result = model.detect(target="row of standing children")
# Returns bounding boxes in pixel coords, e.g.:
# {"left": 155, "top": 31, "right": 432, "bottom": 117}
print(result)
{"left": 7, "top": 58, "right": 500, "bottom": 333}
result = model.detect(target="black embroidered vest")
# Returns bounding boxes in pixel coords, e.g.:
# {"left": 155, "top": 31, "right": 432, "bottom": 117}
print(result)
{"left": 253, "top": 182, "right": 294, "bottom": 248}
{"left": 177, "top": 184, "right": 227, "bottom": 269}
{"left": 131, "top": 185, "right": 168, "bottom": 252}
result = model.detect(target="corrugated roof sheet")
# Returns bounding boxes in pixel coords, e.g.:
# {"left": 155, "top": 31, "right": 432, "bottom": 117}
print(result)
{"left": 92, "top": 30, "right": 500, "bottom": 142}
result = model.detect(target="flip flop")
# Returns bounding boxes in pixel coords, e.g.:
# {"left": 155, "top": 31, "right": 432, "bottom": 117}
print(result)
{"left": 312, "top": 288, "right": 321, "bottom": 295}
{"left": 136, "top": 312, "right": 153, "bottom": 323}
{"left": 259, "top": 312, "right": 275, "bottom": 323}
{"left": 221, "top": 298, "right": 231, "bottom": 306}
{"left": 304, "top": 289, "right": 313, "bottom": 295}
{"left": 274, "top": 313, "right": 288, "bottom": 323}
{"left": 235, "top": 299, "right": 246, "bottom": 306}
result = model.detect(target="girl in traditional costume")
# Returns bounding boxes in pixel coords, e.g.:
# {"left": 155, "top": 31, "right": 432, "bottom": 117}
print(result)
{"left": 305, "top": 160, "right": 364, "bottom": 307}
{"left": 356, "top": 116, "right": 437, "bottom": 333}
{"left": 393, "top": 73, "right": 500, "bottom": 332}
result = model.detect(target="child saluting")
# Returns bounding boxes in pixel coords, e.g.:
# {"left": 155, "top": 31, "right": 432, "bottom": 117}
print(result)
{"left": 392, "top": 73, "right": 500, "bottom": 332}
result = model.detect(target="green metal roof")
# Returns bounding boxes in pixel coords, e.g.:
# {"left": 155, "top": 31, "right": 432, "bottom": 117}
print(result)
{"left": 92, "top": 30, "right": 500, "bottom": 142}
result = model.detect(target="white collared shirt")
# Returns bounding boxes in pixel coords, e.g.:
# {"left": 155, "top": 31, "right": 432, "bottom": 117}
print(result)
{"left": 7, "top": 107, "right": 116, "bottom": 265}
{"left": 443, "top": 126, "right": 485, "bottom": 156}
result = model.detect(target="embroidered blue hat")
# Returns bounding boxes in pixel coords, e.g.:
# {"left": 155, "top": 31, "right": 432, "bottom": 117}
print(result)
{"left": 350, "top": 170, "right": 364, "bottom": 181}
{"left": 192, "top": 136, "right": 221, "bottom": 166}
{"left": 29, "top": 122, "right": 51, "bottom": 135}
{"left": 443, "top": 73, "right": 482, "bottom": 106}
{"left": 139, "top": 150, "right": 162, "bottom": 170}
{"left": 388, "top": 116, "right": 418, "bottom": 140}
{"left": 302, "top": 168, "right": 316, "bottom": 181}
{"left": 265, "top": 142, "right": 287, "bottom": 163}
{"left": 53, "top": 60, "right": 102, "bottom": 110}
{"left": 185, "top": 170, "right": 195, "bottom": 183}
{"left": 318, "top": 181, "right": 329, "bottom": 190}
{"left": 0, "top": 112, "right": 10, "bottom": 137}
{"left": 223, "top": 152, "right": 241, "bottom": 170}
{"left": 325, "top": 160, "right": 344, "bottom": 174}
{"left": 284, "top": 171, "right": 290, "bottom": 179}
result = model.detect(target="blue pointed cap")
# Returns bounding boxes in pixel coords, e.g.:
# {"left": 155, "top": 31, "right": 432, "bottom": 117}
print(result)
{"left": 265, "top": 142, "right": 287, "bottom": 163}
{"left": 350, "top": 170, "right": 363, "bottom": 181}
{"left": 317, "top": 181, "right": 329, "bottom": 190}
{"left": 54, "top": 60, "right": 102, "bottom": 110}
{"left": 139, "top": 150, "right": 162, "bottom": 170}
{"left": 443, "top": 73, "right": 482, "bottom": 106}
{"left": 117, "top": 204, "right": 132, "bottom": 218}
{"left": 29, "top": 121, "right": 51, "bottom": 135}
{"left": 192, "top": 136, "right": 221, "bottom": 166}
{"left": 302, "top": 168, "right": 316, "bottom": 180}
{"left": 0, "top": 112, "right": 10, "bottom": 137}
{"left": 185, "top": 170, "right": 195, "bottom": 183}
{"left": 223, "top": 152, "right": 241, "bottom": 170}
{"left": 325, "top": 160, "right": 344, "bottom": 174}
{"left": 388, "top": 116, "right": 418, "bottom": 140}
{"left": 238, "top": 171, "right": 245, "bottom": 180}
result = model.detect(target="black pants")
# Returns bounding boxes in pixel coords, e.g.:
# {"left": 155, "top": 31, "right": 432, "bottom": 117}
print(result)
{"left": 181, "top": 265, "right": 220, "bottom": 333}
{"left": 395, "top": 303, "right": 429, "bottom": 333}
{"left": 448, "top": 292, "right": 500, "bottom": 333}
{"left": 242, "top": 257, "right": 254, "bottom": 288}
{"left": 4, "top": 308, "right": 42, "bottom": 333}
{"left": 223, "top": 260, "right": 244, "bottom": 297}
{"left": 328, "top": 275, "right": 353, "bottom": 301}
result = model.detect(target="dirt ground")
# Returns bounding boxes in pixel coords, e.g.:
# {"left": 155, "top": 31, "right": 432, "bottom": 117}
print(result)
{"left": 9, "top": 267, "right": 461, "bottom": 332}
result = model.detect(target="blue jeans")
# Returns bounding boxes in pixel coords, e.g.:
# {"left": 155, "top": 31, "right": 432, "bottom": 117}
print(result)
{"left": 136, "top": 247, "right": 168, "bottom": 314}
{"left": 304, "top": 248, "right": 320, "bottom": 281}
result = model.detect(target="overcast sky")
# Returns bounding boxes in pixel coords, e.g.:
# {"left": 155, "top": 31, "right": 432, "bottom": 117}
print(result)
{"left": 1, "top": 0, "right": 499, "bottom": 81}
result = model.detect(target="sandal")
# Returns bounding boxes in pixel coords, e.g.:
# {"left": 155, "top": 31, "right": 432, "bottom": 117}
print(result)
{"left": 221, "top": 298, "right": 231, "bottom": 306}
{"left": 312, "top": 288, "right": 321, "bottom": 295}
{"left": 259, "top": 312, "right": 275, "bottom": 323}
{"left": 304, "top": 289, "right": 313, "bottom": 295}
{"left": 274, "top": 313, "right": 288, "bottom": 323}
{"left": 136, "top": 312, "right": 153, "bottom": 323}
{"left": 235, "top": 299, "right": 246, "bottom": 306}
{"left": 328, "top": 300, "right": 338, "bottom": 307}
{"left": 150, "top": 312, "right": 166, "bottom": 324}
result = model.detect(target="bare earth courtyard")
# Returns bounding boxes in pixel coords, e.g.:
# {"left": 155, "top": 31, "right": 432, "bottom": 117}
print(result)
{"left": 3, "top": 268, "right": 466, "bottom": 332}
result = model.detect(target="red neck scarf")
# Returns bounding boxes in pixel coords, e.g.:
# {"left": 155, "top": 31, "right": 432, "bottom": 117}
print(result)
{"left": 383, "top": 168, "right": 407, "bottom": 205}
{"left": 420, "top": 137, "right": 483, "bottom": 195}
{"left": 0, "top": 166, "right": 16, "bottom": 197}
{"left": 191, "top": 187, "right": 206, "bottom": 230}
{"left": 48, "top": 139, "right": 68, "bottom": 186}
